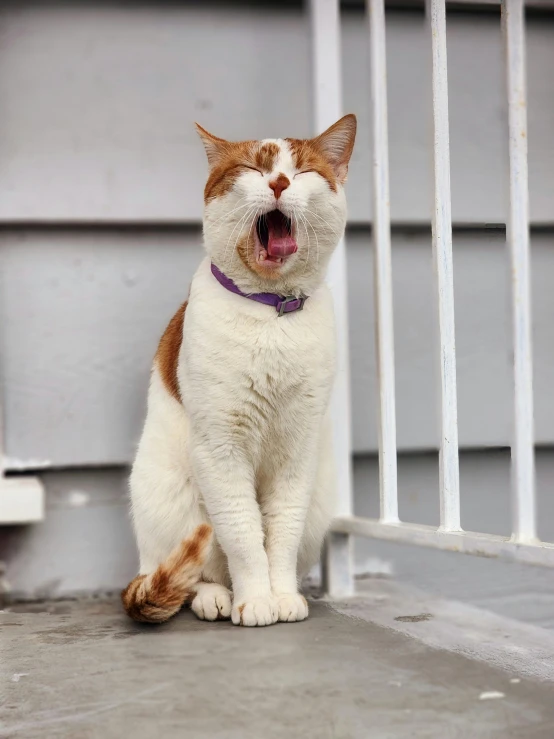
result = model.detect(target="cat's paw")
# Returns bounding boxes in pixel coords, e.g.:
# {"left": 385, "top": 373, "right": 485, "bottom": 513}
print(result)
{"left": 191, "top": 583, "right": 232, "bottom": 621}
{"left": 232, "top": 595, "right": 279, "bottom": 627}
{"left": 276, "top": 593, "right": 309, "bottom": 622}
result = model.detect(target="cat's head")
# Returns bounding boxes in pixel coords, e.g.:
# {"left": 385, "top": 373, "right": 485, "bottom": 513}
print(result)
{"left": 196, "top": 114, "right": 356, "bottom": 297}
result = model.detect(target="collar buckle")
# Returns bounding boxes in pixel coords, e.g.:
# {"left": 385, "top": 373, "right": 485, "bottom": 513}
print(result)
{"left": 277, "top": 296, "right": 306, "bottom": 317}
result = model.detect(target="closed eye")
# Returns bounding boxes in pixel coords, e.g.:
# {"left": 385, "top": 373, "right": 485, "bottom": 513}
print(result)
{"left": 294, "top": 170, "right": 315, "bottom": 178}
{"left": 242, "top": 165, "right": 263, "bottom": 175}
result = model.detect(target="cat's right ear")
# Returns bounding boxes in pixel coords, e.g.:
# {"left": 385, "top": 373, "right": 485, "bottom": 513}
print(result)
{"left": 195, "top": 123, "right": 228, "bottom": 168}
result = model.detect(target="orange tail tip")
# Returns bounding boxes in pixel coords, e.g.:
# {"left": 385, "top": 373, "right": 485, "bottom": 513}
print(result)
{"left": 122, "top": 524, "right": 212, "bottom": 623}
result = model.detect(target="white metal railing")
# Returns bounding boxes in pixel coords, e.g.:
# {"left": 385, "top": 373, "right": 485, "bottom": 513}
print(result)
{"left": 504, "top": 0, "right": 536, "bottom": 543}
{"left": 428, "top": 0, "right": 461, "bottom": 533}
{"left": 369, "top": 0, "right": 399, "bottom": 527}
{"left": 317, "top": 0, "right": 554, "bottom": 593}
{"left": 310, "top": 0, "right": 356, "bottom": 596}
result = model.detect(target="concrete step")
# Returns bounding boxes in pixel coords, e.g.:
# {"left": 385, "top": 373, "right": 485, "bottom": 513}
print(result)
{"left": 2, "top": 588, "right": 554, "bottom": 738}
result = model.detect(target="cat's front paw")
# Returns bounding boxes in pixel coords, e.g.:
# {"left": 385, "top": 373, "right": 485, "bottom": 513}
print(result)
{"left": 191, "top": 583, "right": 232, "bottom": 621}
{"left": 232, "top": 595, "right": 279, "bottom": 627}
{"left": 276, "top": 593, "right": 309, "bottom": 622}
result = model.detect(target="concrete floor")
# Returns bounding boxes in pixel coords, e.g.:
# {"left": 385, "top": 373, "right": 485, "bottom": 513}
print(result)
{"left": 2, "top": 588, "right": 554, "bottom": 739}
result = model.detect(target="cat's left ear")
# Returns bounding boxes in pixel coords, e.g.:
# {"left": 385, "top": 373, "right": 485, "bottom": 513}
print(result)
{"left": 312, "top": 114, "right": 357, "bottom": 183}
{"left": 195, "top": 123, "right": 229, "bottom": 168}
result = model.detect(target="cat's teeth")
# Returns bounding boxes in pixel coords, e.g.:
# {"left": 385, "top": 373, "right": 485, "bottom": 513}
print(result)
{"left": 259, "top": 252, "right": 266, "bottom": 261}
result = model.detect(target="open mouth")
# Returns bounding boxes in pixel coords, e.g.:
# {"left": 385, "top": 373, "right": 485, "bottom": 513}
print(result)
{"left": 255, "top": 210, "right": 298, "bottom": 266}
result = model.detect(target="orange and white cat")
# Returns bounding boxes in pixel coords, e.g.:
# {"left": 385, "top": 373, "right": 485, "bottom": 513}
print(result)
{"left": 122, "top": 114, "right": 357, "bottom": 626}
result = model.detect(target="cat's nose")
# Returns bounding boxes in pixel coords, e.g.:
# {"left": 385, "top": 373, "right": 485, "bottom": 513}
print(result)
{"left": 269, "top": 174, "right": 290, "bottom": 200}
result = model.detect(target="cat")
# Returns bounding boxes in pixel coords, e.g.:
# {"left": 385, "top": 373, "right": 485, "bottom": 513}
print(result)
{"left": 122, "top": 114, "right": 357, "bottom": 626}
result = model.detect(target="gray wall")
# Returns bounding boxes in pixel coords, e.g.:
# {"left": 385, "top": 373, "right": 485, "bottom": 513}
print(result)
{"left": 5, "top": 227, "right": 554, "bottom": 464}
{"left": 1, "top": 3, "right": 553, "bottom": 224}
{"left": 2, "top": 2, "right": 554, "bottom": 469}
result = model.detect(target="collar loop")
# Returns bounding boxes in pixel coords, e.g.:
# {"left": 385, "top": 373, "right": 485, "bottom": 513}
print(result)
{"left": 211, "top": 263, "right": 307, "bottom": 317}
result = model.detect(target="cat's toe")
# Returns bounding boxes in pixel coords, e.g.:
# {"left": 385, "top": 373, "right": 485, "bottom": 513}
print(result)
{"left": 232, "top": 596, "right": 279, "bottom": 627}
{"left": 191, "top": 583, "right": 232, "bottom": 621}
{"left": 276, "top": 593, "right": 309, "bottom": 622}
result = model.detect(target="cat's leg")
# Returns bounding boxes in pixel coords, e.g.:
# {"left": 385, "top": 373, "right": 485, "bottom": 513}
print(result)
{"left": 261, "top": 459, "right": 314, "bottom": 623}
{"left": 192, "top": 441, "right": 278, "bottom": 627}
{"left": 189, "top": 538, "right": 232, "bottom": 620}
{"left": 263, "top": 415, "right": 336, "bottom": 623}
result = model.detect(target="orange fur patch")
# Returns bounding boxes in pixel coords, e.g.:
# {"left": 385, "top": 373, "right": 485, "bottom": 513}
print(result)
{"left": 255, "top": 142, "right": 280, "bottom": 172}
{"left": 122, "top": 524, "right": 212, "bottom": 624}
{"left": 156, "top": 301, "right": 187, "bottom": 403}
{"left": 204, "top": 140, "right": 255, "bottom": 201}
{"left": 236, "top": 231, "right": 253, "bottom": 273}
{"left": 286, "top": 139, "right": 338, "bottom": 192}
{"left": 204, "top": 141, "right": 281, "bottom": 203}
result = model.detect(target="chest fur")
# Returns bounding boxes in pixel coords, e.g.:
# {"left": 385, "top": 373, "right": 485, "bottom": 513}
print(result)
{"left": 180, "top": 296, "right": 335, "bottom": 427}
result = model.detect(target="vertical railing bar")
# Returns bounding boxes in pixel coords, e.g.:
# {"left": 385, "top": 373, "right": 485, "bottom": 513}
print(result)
{"left": 427, "top": 0, "right": 461, "bottom": 532}
{"left": 502, "top": 0, "right": 536, "bottom": 543}
{"left": 310, "top": 0, "right": 354, "bottom": 596}
{"left": 369, "top": 0, "right": 399, "bottom": 524}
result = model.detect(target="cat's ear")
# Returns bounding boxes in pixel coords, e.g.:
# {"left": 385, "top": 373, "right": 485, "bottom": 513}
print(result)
{"left": 312, "top": 114, "right": 357, "bottom": 183}
{"left": 195, "top": 123, "right": 229, "bottom": 168}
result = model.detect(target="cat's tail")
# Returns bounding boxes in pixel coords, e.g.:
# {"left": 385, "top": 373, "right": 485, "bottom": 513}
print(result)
{"left": 121, "top": 523, "right": 212, "bottom": 623}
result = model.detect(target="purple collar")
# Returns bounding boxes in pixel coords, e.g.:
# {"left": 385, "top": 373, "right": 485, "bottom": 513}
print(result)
{"left": 211, "top": 263, "right": 307, "bottom": 317}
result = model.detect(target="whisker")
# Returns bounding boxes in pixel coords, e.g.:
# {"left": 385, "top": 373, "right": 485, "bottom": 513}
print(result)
{"left": 300, "top": 211, "right": 311, "bottom": 277}
{"left": 209, "top": 198, "right": 251, "bottom": 230}
{"left": 300, "top": 211, "right": 321, "bottom": 269}
{"left": 295, "top": 208, "right": 313, "bottom": 276}
{"left": 223, "top": 207, "right": 256, "bottom": 266}
{"left": 234, "top": 207, "right": 258, "bottom": 268}
{"left": 246, "top": 208, "right": 261, "bottom": 266}
{"left": 290, "top": 208, "right": 302, "bottom": 271}
{"left": 290, "top": 208, "right": 308, "bottom": 276}
{"left": 302, "top": 207, "right": 340, "bottom": 235}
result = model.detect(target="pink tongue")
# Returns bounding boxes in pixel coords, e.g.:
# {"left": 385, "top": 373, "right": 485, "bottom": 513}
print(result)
{"left": 267, "top": 235, "right": 297, "bottom": 257}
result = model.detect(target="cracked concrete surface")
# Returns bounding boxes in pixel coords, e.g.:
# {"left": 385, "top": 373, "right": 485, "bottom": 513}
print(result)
{"left": 1, "top": 589, "right": 554, "bottom": 739}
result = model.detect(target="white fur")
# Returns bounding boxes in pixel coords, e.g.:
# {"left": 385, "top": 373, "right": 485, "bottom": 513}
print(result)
{"left": 130, "top": 137, "right": 349, "bottom": 626}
